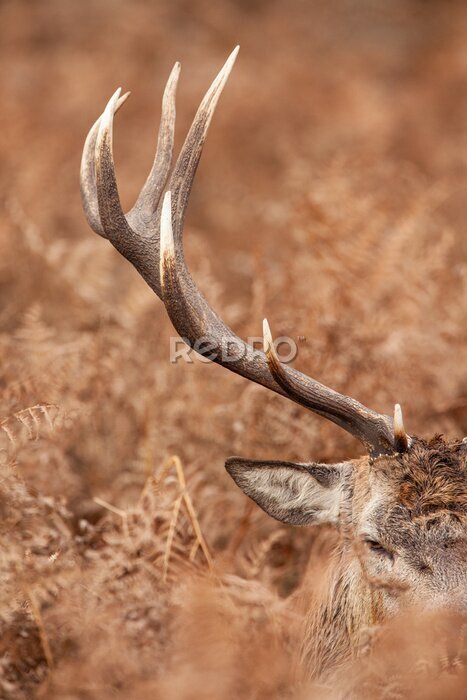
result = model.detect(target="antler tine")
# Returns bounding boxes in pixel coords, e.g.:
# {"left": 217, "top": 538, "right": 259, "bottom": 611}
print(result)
{"left": 80, "top": 90, "right": 130, "bottom": 237}
{"left": 262, "top": 319, "right": 396, "bottom": 454}
{"left": 160, "top": 187, "right": 242, "bottom": 346}
{"left": 80, "top": 64, "right": 179, "bottom": 294}
{"left": 127, "top": 62, "right": 180, "bottom": 227}
{"left": 163, "top": 46, "right": 240, "bottom": 261}
{"left": 94, "top": 87, "right": 136, "bottom": 245}
{"left": 393, "top": 404, "right": 409, "bottom": 452}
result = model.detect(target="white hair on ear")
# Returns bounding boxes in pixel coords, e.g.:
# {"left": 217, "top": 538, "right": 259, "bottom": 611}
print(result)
{"left": 226, "top": 460, "right": 349, "bottom": 526}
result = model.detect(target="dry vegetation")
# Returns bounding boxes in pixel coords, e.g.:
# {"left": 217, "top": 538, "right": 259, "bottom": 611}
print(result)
{"left": 0, "top": 0, "right": 466, "bottom": 697}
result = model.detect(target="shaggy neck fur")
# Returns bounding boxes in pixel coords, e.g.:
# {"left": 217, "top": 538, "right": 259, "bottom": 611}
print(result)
{"left": 300, "top": 437, "right": 466, "bottom": 678}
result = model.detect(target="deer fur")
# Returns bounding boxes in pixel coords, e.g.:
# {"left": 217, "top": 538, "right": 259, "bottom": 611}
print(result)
{"left": 228, "top": 436, "right": 466, "bottom": 674}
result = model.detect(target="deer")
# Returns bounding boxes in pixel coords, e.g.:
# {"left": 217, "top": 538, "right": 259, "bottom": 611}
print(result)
{"left": 80, "top": 48, "right": 466, "bottom": 675}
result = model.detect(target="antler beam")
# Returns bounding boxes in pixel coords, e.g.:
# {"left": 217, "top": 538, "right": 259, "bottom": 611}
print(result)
{"left": 80, "top": 48, "right": 402, "bottom": 458}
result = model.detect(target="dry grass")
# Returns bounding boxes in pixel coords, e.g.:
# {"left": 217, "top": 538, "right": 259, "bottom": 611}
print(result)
{"left": 0, "top": 0, "right": 466, "bottom": 697}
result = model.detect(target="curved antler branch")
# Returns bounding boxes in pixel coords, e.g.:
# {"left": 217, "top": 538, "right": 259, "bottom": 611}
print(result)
{"left": 263, "top": 319, "right": 396, "bottom": 454}
{"left": 128, "top": 62, "right": 180, "bottom": 228}
{"left": 80, "top": 62, "right": 180, "bottom": 295}
{"left": 80, "top": 90, "right": 130, "bottom": 237}
{"left": 81, "top": 48, "right": 402, "bottom": 458}
{"left": 160, "top": 187, "right": 396, "bottom": 456}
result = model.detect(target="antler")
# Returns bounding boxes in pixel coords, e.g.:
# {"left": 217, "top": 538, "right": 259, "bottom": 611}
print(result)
{"left": 80, "top": 48, "right": 403, "bottom": 458}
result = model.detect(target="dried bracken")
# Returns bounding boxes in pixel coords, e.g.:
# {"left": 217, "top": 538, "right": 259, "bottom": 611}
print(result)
{"left": 0, "top": 1, "right": 466, "bottom": 698}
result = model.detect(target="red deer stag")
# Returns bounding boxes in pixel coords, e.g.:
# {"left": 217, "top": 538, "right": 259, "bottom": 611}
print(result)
{"left": 81, "top": 48, "right": 466, "bottom": 674}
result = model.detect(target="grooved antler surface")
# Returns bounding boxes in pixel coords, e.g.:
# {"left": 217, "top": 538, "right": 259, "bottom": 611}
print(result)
{"left": 81, "top": 49, "right": 400, "bottom": 457}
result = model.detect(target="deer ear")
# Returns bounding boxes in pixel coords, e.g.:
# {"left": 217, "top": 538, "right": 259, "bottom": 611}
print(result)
{"left": 225, "top": 458, "right": 349, "bottom": 526}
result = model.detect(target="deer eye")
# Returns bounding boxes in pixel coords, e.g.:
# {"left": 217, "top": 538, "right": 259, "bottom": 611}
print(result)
{"left": 364, "top": 538, "right": 394, "bottom": 561}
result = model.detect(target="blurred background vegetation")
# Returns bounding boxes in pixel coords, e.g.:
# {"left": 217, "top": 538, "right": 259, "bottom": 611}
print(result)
{"left": 0, "top": 1, "right": 466, "bottom": 697}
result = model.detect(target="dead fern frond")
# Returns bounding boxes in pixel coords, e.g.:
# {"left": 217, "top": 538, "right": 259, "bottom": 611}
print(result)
{"left": 0, "top": 404, "right": 59, "bottom": 450}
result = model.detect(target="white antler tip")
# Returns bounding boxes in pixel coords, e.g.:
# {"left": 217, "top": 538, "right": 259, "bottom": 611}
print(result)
{"left": 96, "top": 89, "right": 124, "bottom": 159}
{"left": 393, "top": 403, "right": 406, "bottom": 436}
{"left": 160, "top": 191, "right": 175, "bottom": 287}
{"left": 109, "top": 87, "right": 122, "bottom": 109}
{"left": 98, "top": 88, "right": 122, "bottom": 138}
{"left": 222, "top": 45, "right": 240, "bottom": 77}
{"left": 161, "top": 191, "right": 174, "bottom": 252}
{"left": 393, "top": 403, "right": 410, "bottom": 451}
{"left": 167, "top": 62, "right": 181, "bottom": 86}
{"left": 263, "top": 318, "right": 273, "bottom": 355}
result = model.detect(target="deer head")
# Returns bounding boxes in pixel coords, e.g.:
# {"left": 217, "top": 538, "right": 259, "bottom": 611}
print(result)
{"left": 81, "top": 49, "right": 466, "bottom": 625}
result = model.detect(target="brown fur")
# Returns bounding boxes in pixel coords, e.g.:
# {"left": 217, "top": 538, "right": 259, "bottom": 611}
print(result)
{"left": 300, "top": 438, "right": 467, "bottom": 677}
{"left": 397, "top": 437, "right": 466, "bottom": 516}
